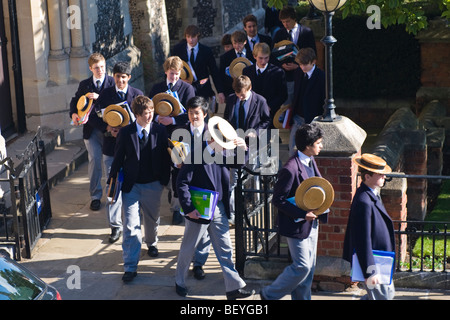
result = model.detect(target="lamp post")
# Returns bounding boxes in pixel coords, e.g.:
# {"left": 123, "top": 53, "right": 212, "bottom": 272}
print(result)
{"left": 308, "top": 0, "right": 347, "bottom": 122}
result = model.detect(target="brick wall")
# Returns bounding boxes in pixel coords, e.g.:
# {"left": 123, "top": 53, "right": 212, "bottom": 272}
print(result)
{"left": 315, "top": 153, "right": 360, "bottom": 257}
{"left": 420, "top": 42, "right": 450, "bottom": 88}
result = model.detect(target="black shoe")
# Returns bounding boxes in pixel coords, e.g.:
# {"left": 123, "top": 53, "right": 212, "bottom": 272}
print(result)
{"left": 193, "top": 266, "right": 205, "bottom": 280}
{"left": 175, "top": 283, "right": 188, "bottom": 297}
{"left": 90, "top": 199, "right": 101, "bottom": 211}
{"left": 172, "top": 211, "right": 183, "bottom": 225}
{"left": 226, "top": 288, "right": 255, "bottom": 300}
{"left": 122, "top": 271, "right": 137, "bottom": 282}
{"left": 109, "top": 228, "right": 121, "bottom": 243}
{"left": 147, "top": 246, "right": 158, "bottom": 257}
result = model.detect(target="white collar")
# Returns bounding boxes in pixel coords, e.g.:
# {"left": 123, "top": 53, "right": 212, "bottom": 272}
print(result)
{"left": 136, "top": 121, "right": 151, "bottom": 137}
{"left": 93, "top": 75, "right": 105, "bottom": 84}
{"left": 256, "top": 64, "right": 268, "bottom": 73}
{"left": 297, "top": 150, "right": 312, "bottom": 167}
{"left": 187, "top": 43, "right": 199, "bottom": 52}
{"left": 190, "top": 123, "right": 204, "bottom": 137}
{"left": 305, "top": 64, "right": 316, "bottom": 79}
{"left": 116, "top": 85, "right": 128, "bottom": 94}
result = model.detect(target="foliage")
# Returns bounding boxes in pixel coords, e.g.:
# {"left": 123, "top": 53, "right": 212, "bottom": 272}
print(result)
{"left": 267, "top": 0, "right": 289, "bottom": 10}
{"left": 267, "top": 0, "right": 450, "bottom": 34}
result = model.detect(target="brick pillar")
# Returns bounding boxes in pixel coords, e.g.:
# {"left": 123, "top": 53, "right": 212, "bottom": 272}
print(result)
{"left": 312, "top": 117, "right": 367, "bottom": 259}
{"left": 315, "top": 153, "right": 360, "bottom": 257}
{"left": 402, "top": 130, "right": 428, "bottom": 220}
{"left": 382, "top": 177, "right": 408, "bottom": 264}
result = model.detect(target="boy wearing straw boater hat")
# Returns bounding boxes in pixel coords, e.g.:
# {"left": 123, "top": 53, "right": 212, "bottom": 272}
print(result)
{"left": 343, "top": 153, "right": 396, "bottom": 300}
{"left": 95, "top": 61, "right": 143, "bottom": 244}
{"left": 261, "top": 123, "right": 331, "bottom": 300}
{"left": 69, "top": 53, "right": 115, "bottom": 212}
{"left": 109, "top": 95, "right": 170, "bottom": 282}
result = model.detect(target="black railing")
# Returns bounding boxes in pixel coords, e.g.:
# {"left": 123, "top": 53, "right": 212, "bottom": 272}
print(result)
{"left": 0, "top": 128, "right": 52, "bottom": 260}
{"left": 394, "top": 220, "right": 450, "bottom": 272}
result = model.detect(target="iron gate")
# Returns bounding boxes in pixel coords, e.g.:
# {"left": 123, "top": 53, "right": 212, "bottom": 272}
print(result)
{"left": 0, "top": 128, "right": 52, "bottom": 260}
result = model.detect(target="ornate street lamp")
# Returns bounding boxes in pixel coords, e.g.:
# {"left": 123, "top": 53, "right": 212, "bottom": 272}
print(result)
{"left": 308, "top": 0, "right": 347, "bottom": 122}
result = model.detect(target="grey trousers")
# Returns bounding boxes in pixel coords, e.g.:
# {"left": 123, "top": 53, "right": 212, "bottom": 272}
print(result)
{"left": 262, "top": 220, "right": 318, "bottom": 300}
{"left": 84, "top": 128, "right": 104, "bottom": 201}
{"left": 175, "top": 201, "right": 246, "bottom": 292}
{"left": 362, "top": 282, "right": 396, "bottom": 300}
{"left": 103, "top": 155, "right": 122, "bottom": 230}
{"left": 121, "top": 181, "right": 163, "bottom": 272}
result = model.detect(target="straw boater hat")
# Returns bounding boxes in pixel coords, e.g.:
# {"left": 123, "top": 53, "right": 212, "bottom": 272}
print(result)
{"left": 76, "top": 94, "right": 94, "bottom": 119}
{"left": 103, "top": 104, "right": 130, "bottom": 127}
{"left": 180, "top": 61, "right": 194, "bottom": 84}
{"left": 273, "top": 40, "right": 298, "bottom": 49}
{"left": 208, "top": 116, "right": 238, "bottom": 149}
{"left": 229, "top": 57, "right": 252, "bottom": 78}
{"left": 167, "top": 139, "right": 189, "bottom": 165}
{"left": 152, "top": 93, "right": 182, "bottom": 117}
{"left": 295, "top": 177, "right": 334, "bottom": 215}
{"left": 273, "top": 104, "right": 291, "bottom": 129}
{"left": 353, "top": 153, "right": 392, "bottom": 174}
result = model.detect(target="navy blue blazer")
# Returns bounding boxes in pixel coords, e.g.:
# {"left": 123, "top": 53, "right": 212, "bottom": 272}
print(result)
{"left": 291, "top": 66, "right": 325, "bottom": 124}
{"left": 244, "top": 33, "right": 273, "bottom": 62}
{"left": 176, "top": 159, "right": 231, "bottom": 224}
{"left": 171, "top": 41, "right": 224, "bottom": 97}
{"left": 69, "top": 75, "right": 115, "bottom": 139}
{"left": 219, "top": 48, "right": 255, "bottom": 97}
{"left": 95, "top": 85, "right": 144, "bottom": 156}
{"left": 242, "top": 63, "right": 287, "bottom": 121}
{"left": 273, "top": 155, "right": 328, "bottom": 239}
{"left": 273, "top": 24, "right": 316, "bottom": 81}
{"left": 223, "top": 91, "right": 271, "bottom": 133}
{"left": 109, "top": 121, "right": 171, "bottom": 193}
{"left": 343, "top": 183, "right": 396, "bottom": 278}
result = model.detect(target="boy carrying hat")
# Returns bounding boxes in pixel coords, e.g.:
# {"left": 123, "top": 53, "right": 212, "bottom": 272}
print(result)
{"left": 343, "top": 153, "right": 396, "bottom": 300}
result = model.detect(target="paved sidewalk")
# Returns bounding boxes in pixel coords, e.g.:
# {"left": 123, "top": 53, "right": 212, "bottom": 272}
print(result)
{"left": 20, "top": 161, "right": 450, "bottom": 301}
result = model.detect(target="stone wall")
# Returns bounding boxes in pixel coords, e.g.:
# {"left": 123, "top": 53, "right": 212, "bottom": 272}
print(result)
{"left": 129, "top": 0, "right": 170, "bottom": 94}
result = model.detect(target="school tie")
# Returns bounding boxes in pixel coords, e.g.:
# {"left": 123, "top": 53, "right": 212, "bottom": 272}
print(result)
{"left": 289, "top": 30, "right": 293, "bottom": 42}
{"left": 96, "top": 80, "right": 101, "bottom": 90}
{"left": 118, "top": 91, "right": 125, "bottom": 101}
{"left": 190, "top": 48, "right": 195, "bottom": 65}
{"left": 168, "top": 83, "right": 173, "bottom": 91}
{"left": 141, "top": 129, "right": 147, "bottom": 143}
{"left": 251, "top": 39, "right": 256, "bottom": 50}
{"left": 257, "top": 69, "right": 262, "bottom": 76}
{"left": 139, "top": 128, "right": 147, "bottom": 150}
{"left": 238, "top": 100, "right": 246, "bottom": 129}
